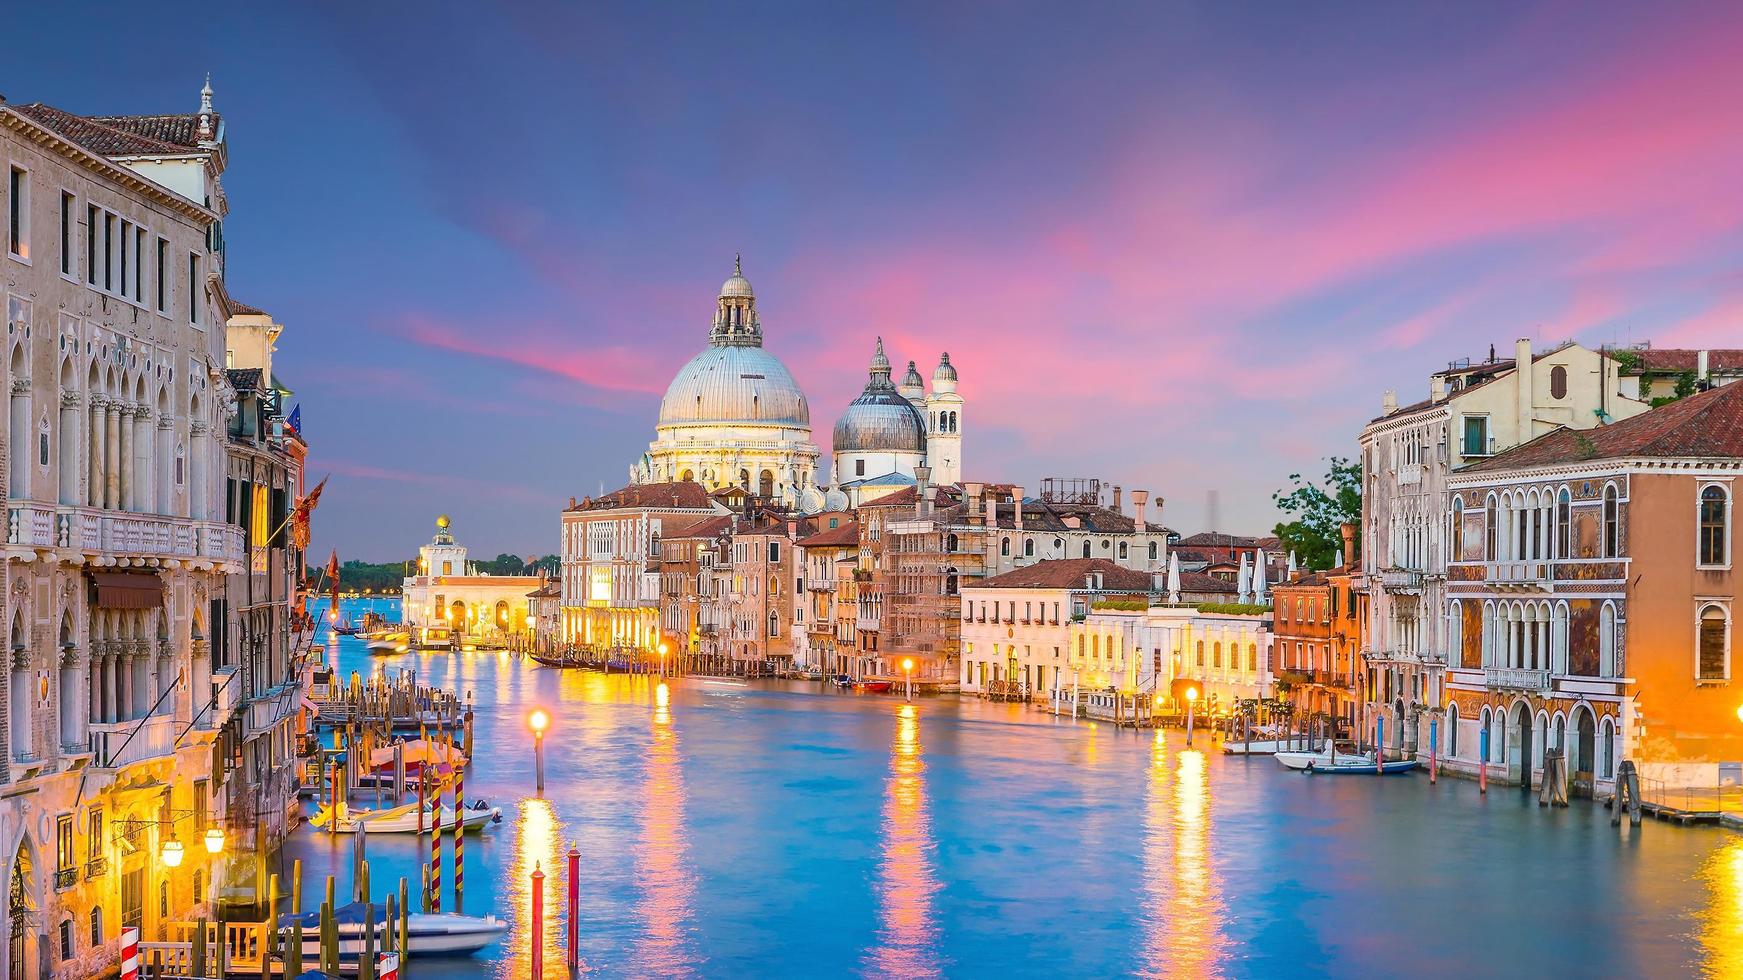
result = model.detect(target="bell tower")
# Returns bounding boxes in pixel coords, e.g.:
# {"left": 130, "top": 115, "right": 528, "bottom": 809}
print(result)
{"left": 927, "top": 352, "right": 963, "bottom": 486}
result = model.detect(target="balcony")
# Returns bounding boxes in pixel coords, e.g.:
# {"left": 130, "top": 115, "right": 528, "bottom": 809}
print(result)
{"left": 1396, "top": 462, "right": 1423, "bottom": 486}
{"left": 88, "top": 715, "right": 176, "bottom": 770}
{"left": 1379, "top": 568, "right": 1423, "bottom": 593}
{"left": 244, "top": 684, "right": 300, "bottom": 740}
{"left": 1491, "top": 561, "right": 1552, "bottom": 585}
{"left": 5, "top": 501, "right": 245, "bottom": 565}
{"left": 1485, "top": 666, "right": 1550, "bottom": 691}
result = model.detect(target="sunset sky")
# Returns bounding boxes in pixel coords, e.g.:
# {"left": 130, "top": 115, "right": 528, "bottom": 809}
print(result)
{"left": 14, "top": 2, "right": 1743, "bottom": 558}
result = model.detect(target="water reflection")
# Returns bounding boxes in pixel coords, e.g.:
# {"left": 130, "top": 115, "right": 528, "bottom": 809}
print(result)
{"left": 1698, "top": 836, "right": 1743, "bottom": 977}
{"left": 506, "top": 796, "right": 564, "bottom": 979}
{"left": 868, "top": 704, "right": 941, "bottom": 977}
{"left": 632, "top": 681, "right": 698, "bottom": 975}
{"left": 1141, "top": 745, "right": 1227, "bottom": 978}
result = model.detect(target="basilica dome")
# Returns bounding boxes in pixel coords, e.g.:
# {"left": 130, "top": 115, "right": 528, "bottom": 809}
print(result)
{"left": 834, "top": 338, "right": 927, "bottom": 453}
{"left": 657, "top": 345, "right": 810, "bottom": 427}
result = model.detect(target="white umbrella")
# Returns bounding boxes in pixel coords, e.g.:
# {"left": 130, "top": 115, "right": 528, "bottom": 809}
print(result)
{"left": 1253, "top": 549, "right": 1268, "bottom": 603}
{"left": 1167, "top": 552, "right": 1182, "bottom": 603}
{"left": 1237, "top": 553, "right": 1252, "bottom": 604}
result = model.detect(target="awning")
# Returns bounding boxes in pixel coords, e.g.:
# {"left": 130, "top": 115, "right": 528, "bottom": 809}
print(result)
{"left": 91, "top": 572, "right": 165, "bottom": 609}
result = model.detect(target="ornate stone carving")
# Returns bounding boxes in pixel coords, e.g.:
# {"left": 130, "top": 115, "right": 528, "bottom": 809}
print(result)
{"left": 60, "top": 389, "right": 81, "bottom": 408}
{"left": 10, "top": 377, "right": 30, "bottom": 395}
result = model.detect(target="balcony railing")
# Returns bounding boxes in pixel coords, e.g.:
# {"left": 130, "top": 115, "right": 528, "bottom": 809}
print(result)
{"left": 1379, "top": 568, "right": 1423, "bottom": 592}
{"left": 6, "top": 501, "right": 245, "bottom": 565}
{"left": 1491, "top": 561, "right": 1552, "bottom": 585}
{"left": 88, "top": 715, "right": 176, "bottom": 770}
{"left": 85, "top": 856, "right": 108, "bottom": 879}
{"left": 1485, "top": 666, "right": 1550, "bottom": 691}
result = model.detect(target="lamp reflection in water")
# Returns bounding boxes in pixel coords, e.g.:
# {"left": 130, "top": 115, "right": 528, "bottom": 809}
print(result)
{"left": 1698, "top": 837, "right": 1743, "bottom": 975}
{"left": 510, "top": 795, "right": 564, "bottom": 979}
{"left": 631, "top": 680, "right": 697, "bottom": 975}
{"left": 1141, "top": 745, "right": 1227, "bottom": 979}
{"left": 867, "top": 704, "right": 940, "bottom": 977}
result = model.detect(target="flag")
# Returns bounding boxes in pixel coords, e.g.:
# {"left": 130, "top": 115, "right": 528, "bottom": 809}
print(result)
{"left": 285, "top": 403, "right": 303, "bottom": 437}
{"left": 289, "top": 476, "right": 328, "bottom": 551}
{"left": 328, "top": 549, "right": 343, "bottom": 627}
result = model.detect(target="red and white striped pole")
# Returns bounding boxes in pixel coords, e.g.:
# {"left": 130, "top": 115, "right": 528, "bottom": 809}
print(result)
{"left": 118, "top": 925, "right": 139, "bottom": 980}
{"left": 430, "top": 782, "right": 443, "bottom": 913}
{"left": 531, "top": 862, "right": 546, "bottom": 978}
{"left": 566, "top": 845, "right": 580, "bottom": 972}
{"left": 453, "top": 765, "right": 465, "bottom": 912}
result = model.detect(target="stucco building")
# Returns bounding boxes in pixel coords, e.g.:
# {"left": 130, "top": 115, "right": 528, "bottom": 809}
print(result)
{"left": 401, "top": 517, "right": 543, "bottom": 642}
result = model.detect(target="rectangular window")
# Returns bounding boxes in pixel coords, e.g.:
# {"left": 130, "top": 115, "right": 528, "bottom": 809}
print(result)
{"left": 1462, "top": 416, "right": 1489, "bottom": 456}
{"left": 187, "top": 251, "right": 199, "bottom": 323}
{"left": 55, "top": 814, "right": 75, "bottom": 875}
{"left": 134, "top": 227, "right": 145, "bottom": 302}
{"left": 768, "top": 541, "right": 780, "bottom": 563}
{"left": 155, "top": 237, "right": 168, "bottom": 311}
{"left": 7, "top": 166, "right": 28, "bottom": 259}
{"left": 104, "top": 213, "right": 115, "bottom": 289}
{"left": 119, "top": 220, "right": 130, "bottom": 296}
{"left": 87, "top": 809, "right": 103, "bottom": 862}
{"left": 87, "top": 205, "right": 97, "bottom": 284}
{"left": 60, "top": 192, "right": 73, "bottom": 275}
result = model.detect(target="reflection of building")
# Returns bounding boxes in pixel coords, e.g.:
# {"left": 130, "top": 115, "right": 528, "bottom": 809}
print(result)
{"left": 632, "top": 260, "right": 820, "bottom": 501}
{"left": 1439, "top": 382, "right": 1743, "bottom": 796}
{"left": 1357, "top": 339, "right": 1649, "bottom": 758}
{"left": 0, "top": 86, "right": 280, "bottom": 979}
{"left": 401, "top": 517, "right": 542, "bottom": 638}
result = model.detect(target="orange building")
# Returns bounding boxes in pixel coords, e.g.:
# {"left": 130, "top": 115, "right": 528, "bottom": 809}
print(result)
{"left": 1441, "top": 382, "right": 1743, "bottom": 796}
{"left": 1270, "top": 525, "right": 1362, "bottom": 735}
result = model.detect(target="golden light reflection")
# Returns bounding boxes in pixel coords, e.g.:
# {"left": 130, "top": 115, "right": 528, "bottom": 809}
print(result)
{"left": 631, "top": 675, "right": 696, "bottom": 975}
{"left": 507, "top": 796, "right": 564, "bottom": 979}
{"left": 867, "top": 704, "right": 940, "bottom": 977}
{"left": 1140, "top": 747, "right": 1227, "bottom": 979}
{"left": 1697, "top": 836, "right": 1743, "bottom": 976}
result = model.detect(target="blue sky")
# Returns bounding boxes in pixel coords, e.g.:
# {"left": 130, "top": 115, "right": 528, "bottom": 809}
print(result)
{"left": 12, "top": 2, "right": 1743, "bottom": 559}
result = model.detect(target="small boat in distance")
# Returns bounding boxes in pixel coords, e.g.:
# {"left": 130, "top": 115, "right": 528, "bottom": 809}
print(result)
{"left": 1308, "top": 756, "right": 1419, "bottom": 775}
{"left": 282, "top": 901, "right": 507, "bottom": 960}
{"left": 855, "top": 679, "right": 893, "bottom": 694}
{"left": 310, "top": 800, "right": 502, "bottom": 835}
{"left": 1276, "top": 741, "right": 1371, "bottom": 771}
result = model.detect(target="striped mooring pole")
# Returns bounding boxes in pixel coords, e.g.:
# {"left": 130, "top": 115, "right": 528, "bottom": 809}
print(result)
{"left": 453, "top": 765, "right": 465, "bottom": 911}
{"left": 118, "top": 925, "right": 139, "bottom": 980}
{"left": 430, "top": 782, "right": 443, "bottom": 913}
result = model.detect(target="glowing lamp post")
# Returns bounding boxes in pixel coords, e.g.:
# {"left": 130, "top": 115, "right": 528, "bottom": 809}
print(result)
{"left": 901, "top": 658, "right": 914, "bottom": 702}
{"left": 659, "top": 641, "right": 670, "bottom": 678}
{"left": 160, "top": 838, "right": 185, "bottom": 868}
{"left": 1185, "top": 686, "right": 1200, "bottom": 747}
{"left": 204, "top": 828, "right": 225, "bottom": 855}
{"left": 529, "top": 709, "right": 549, "bottom": 793}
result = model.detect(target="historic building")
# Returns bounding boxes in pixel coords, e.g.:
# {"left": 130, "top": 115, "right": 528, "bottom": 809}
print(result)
{"left": 1439, "top": 382, "right": 1743, "bottom": 795}
{"left": 1356, "top": 339, "right": 1649, "bottom": 759}
{"left": 1270, "top": 525, "right": 1361, "bottom": 736}
{"left": 832, "top": 340, "right": 962, "bottom": 502}
{"left": 632, "top": 260, "right": 821, "bottom": 503}
{"left": 960, "top": 558, "right": 1151, "bottom": 698}
{"left": 794, "top": 519, "right": 858, "bottom": 675}
{"left": 0, "top": 86, "right": 308, "bottom": 979}
{"left": 401, "top": 516, "right": 543, "bottom": 641}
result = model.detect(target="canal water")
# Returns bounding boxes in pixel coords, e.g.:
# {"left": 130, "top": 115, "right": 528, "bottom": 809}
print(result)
{"left": 288, "top": 600, "right": 1742, "bottom": 978}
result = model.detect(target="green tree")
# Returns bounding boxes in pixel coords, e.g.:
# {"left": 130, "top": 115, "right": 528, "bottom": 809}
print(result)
{"left": 1271, "top": 457, "right": 1362, "bottom": 570}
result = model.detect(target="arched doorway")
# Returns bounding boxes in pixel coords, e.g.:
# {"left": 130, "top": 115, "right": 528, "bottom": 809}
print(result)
{"left": 449, "top": 601, "right": 466, "bottom": 632}
{"left": 1510, "top": 702, "right": 1534, "bottom": 791}
{"left": 759, "top": 469, "right": 775, "bottom": 498}
{"left": 1573, "top": 706, "right": 1596, "bottom": 790}
{"left": 9, "top": 840, "right": 37, "bottom": 980}
{"left": 495, "top": 600, "right": 510, "bottom": 630}
{"left": 1392, "top": 698, "right": 1405, "bottom": 752}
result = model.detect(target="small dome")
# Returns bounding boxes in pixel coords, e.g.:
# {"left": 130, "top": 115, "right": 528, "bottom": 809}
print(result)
{"left": 901, "top": 360, "right": 925, "bottom": 391}
{"left": 720, "top": 254, "right": 754, "bottom": 298}
{"left": 933, "top": 352, "right": 957, "bottom": 383}
{"left": 834, "top": 341, "right": 927, "bottom": 454}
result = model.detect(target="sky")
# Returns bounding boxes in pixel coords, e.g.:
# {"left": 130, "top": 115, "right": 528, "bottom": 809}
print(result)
{"left": 12, "top": 2, "right": 1743, "bottom": 559}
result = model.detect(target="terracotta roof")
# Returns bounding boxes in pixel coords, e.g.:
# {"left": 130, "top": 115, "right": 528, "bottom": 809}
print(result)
{"left": 526, "top": 582, "right": 560, "bottom": 598}
{"left": 1178, "top": 571, "right": 1240, "bottom": 594}
{"left": 224, "top": 368, "right": 263, "bottom": 393}
{"left": 1463, "top": 380, "right": 1743, "bottom": 472}
{"left": 663, "top": 515, "right": 732, "bottom": 540}
{"left": 970, "top": 558, "right": 1154, "bottom": 591}
{"left": 12, "top": 103, "right": 216, "bottom": 157}
{"left": 1175, "top": 532, "right": 1261, "bottom": 549}
{"left": 1625, "top": 349, "right": 1743, "bottom": 374}
{"left": 796, "top": 521, "right": 859, "bottom": 548}
{"left": 228, "top": 299, "right": 266, "bottom": 317}
{"left": 568, "top": 481, "right": 714, "bottom": 512}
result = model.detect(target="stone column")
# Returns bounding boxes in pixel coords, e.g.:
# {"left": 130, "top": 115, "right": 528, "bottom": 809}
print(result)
{"left": 131, "top": 642, "right": 150, "bottom": 717}
{"left": 59, "top": 390, "right": 82, "bottom": 507}
{"left": 132, "top": 406, "right": 152, "bottom": 514}
{"left": 157, "top": 415, "right": 175, "bottom": 516}
{"left": 88, "top": 395, "right": 106, "bottom": 508}
{"left": 104, "top": 403, "right": 122, "bottom": 509}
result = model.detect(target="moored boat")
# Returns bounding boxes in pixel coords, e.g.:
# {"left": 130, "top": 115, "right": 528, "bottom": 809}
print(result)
{"left": 1307, "top": 756, "right": 1419, "bottom": 775}
{"left": 310, "top": 800, "right": 502, "bottom": 834}
{"left": 1276, "top": 742, "right": 1372, "bottom": 770}
{"left": 282, "top": 901, "right": 507, "bottom": 962}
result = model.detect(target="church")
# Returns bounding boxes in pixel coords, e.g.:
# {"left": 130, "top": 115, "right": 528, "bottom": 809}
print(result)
{"left": 631, "top": 259, "right": 963, "bottom": 508}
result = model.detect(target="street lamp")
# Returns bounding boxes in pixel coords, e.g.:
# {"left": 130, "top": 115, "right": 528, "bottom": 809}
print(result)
{"left": 204, "top": 828, "right": 225, "bottom": 855}
{"left": 161, "top": 838, "right": 185, "bottom": 868}
{"left": 659, "top": 641, "right": 670, "bottom": 678}
{"left": 1185, "top": 685, "right": 1200, "bottom": 747}
{"left": 902, "top": 658, "right": 914, "bottom": 701}
{"left": 529, "top": 709, "right": 549, "bottom": 793}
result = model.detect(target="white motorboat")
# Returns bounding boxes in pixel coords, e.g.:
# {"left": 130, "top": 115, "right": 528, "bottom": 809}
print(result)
{"left": 284, "top": 903, "right": 507, "bottom": 963}
{"left": 1276, "top": 745, "right": 1374, "bottom": 770}
{"left": 1309, "top": 756, "right": 1419, "bottom": 775}
{"left": 1223, "top": 739, "right": 1288, "bottom": 756}
{"left": 310, "top": 800, "right": 502, "bottom": 834}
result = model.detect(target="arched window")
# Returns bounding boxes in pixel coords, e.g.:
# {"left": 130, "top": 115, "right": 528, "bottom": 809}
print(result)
{"left": 945, "top": 567, "right": 958, "bottom": 595}
{"left": 1481, "top": 601, "right": 1496, "bottom": 667}
{"left": 1081, "top": 541, "right": 1091, "bottom": 559}
{"left": 1000, "top": 536, "right": 1010, "bottom": 557}
{"left": 1118, "top": 542, "right": 1129, "bottom": 560}
{"left": 1448, "top": 600, "right": 1462, "bottom": 664}
{"left": 1447, "top": 703, "right": 1459, "bottom": 757}
{"left": 1556, "top": 488, "right": 1572, "bottom": 559}
{"left": 769, "top": 610, "right": 779, "bottom": 637}
{"left": 1700, "top": 484, "right": 1729, "bottom": 566}
{"left": 1024, "top": 538, "right": 1035, "bottom": 558}
{"left": 1148, "top": 542, "right": 1158, "bottom": 561}
{"left": 1485, "top": 493, "right": 1498, "bottom": 561}
{"left": 1247, "top": 644, "right": 1257, "bottom": 672}
{"left": 1451, "top": 497, "right": 1464, "bottom": 561}
{"left": 1551, "top": 602, "right": 1569, "bottom": 675}
{"left": 947, "top": 533, "right": 958, "bottom": 552}
{"left": 1195, "top": 640, "right": 1205, "bottom": 666}
{"left": 1213, "top": 642, "right": 1222, "bottom": 668}
{"left": 1599, "top": 601, "right": 1617, "bottom": 677}
{"left": 1600, "top": 718, "right": 1615, "bottom": 779}
{"left": 1698, "top": 604, "right": 1729, "bottom": 681}
{"left": 1549, "top": 364, "right": 1568, "bottom": 399}
{"left": 1603, "top": 484, "right": 1620, "bottom": 557}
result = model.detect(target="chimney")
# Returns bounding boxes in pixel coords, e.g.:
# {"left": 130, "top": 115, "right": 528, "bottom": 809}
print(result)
{"left": 914, "top": 465, "right": 932, "bottom": 519}
{"left": 1340, "top": 522, "right": 1358, "bottom": 568}
{"left": 1515, "top": 337, "right": 1533, "bottom": 444}
{"left": 1699, "top": 350, "right": 1711, "bottom": 383}
{"left": 965, "top": 482, "right": 984, "bottom": 523}
{"left": 1131, "top": 490, "right": 1149, "bottom": 531}
{"left": 1111, "top": 485, "right": 1123, "bottom": 515}
{"left": 1382, "top": 390, "right": 1398, "bottom": 416}
{"left": 1012, "top": 486, "right": 1024, "bottom": 531}
{"left": 1430, "top": 376, "right": 1447, "bottom": 402}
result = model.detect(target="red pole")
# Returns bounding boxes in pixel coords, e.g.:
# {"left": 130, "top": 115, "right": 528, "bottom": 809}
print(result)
{"left": 566, "top": 845, "right": 580, "bottom": 971}
{"left": 531, "top": 862, "right": 546, "bottom": 978}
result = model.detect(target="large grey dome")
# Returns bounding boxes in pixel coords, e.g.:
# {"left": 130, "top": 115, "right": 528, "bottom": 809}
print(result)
{"left": 834, "top": 338, "right": 927, "bottom": 453}
{"left": 658, "top": 345, "right": 810, "bottom": 427}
